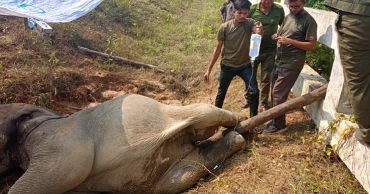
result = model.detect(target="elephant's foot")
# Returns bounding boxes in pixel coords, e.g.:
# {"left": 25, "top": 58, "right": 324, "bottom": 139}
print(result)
{"left": 196, "top": 125, "right": 251, "bottom": 150}
{"left": 153, "top": 131, "right": 245, "bottom": 194}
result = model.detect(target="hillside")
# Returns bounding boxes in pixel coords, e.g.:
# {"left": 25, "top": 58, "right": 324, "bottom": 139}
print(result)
{"left": 0, "top": 0, "right": 366, "bottom": 193}
{"left": 0, "top": 0, "right": 216, "bottom": 113}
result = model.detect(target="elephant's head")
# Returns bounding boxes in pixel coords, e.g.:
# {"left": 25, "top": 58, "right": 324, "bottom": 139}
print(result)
{"left": 0, "top": 104, "right": 64, "bottom": 176}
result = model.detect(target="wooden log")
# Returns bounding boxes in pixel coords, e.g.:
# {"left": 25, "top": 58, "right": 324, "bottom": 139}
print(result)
{"left": 195, "top": 84, "right": 328, "bottom": 149}
{"left": 78, "top": 46, "right": 164, "bottom": 73}
{"left": 236, "top": 83, "right": 328, "bottom": 134}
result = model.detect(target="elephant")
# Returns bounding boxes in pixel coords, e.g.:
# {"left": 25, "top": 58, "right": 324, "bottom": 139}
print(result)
{"left": 0, "top": 94, "right": 246, "bottom": 194}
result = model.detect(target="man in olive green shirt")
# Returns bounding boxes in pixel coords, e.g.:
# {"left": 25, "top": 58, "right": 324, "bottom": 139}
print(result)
{"left": 204, "top": 0, "right": 263, "bottom": 117}
{"left": 264, "top": 0, "right": 317, "bottom": 134}
{"left": 324, "top": 0, "right": 370, "bottom": 146}
{"left": 247, "top": 0, "right": 285, "bottom": 112}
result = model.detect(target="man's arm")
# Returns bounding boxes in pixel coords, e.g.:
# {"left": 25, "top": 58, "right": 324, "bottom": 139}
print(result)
{"left": 204, "top": 40, "right": 224, "bottom": 83}
{"left": 219, "top": 3, "right": 227, "bottom": 22}
{"left": 220, "top": 11, "right": 225, "bottom": 22}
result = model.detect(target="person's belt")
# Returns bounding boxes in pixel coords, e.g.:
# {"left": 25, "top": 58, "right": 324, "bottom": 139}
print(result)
{"left": 339, "top": 10, "right": 353, "bottom": 16}
{"left": 327, "top": 6, "right": 369, "bottom": 17}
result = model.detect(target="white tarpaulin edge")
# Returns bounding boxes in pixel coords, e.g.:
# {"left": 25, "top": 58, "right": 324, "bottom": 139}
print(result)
{"left": 0, "top": 0, "right": 104, "bottom": 23}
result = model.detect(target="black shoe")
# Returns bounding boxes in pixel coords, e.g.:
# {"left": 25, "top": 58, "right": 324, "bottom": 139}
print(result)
{"left": 263, "top": 123, "right": 287, "bottom": 134}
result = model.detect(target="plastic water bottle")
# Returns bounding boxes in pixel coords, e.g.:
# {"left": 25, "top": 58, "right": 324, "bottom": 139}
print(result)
{"left": 249, "top": 34, "right": 262, "bottom": 62}
{"left": 28, "top": 19, "right": 35, "bottom": 29}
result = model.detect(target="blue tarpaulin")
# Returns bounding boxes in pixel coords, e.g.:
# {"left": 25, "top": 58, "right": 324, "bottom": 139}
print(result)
{"left": 0, "top": 0, "right": 104, "bottom": 22}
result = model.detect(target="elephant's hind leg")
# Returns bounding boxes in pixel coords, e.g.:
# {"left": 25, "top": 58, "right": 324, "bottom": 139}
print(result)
{"left": 8, "top": 138, "right": 94, "bottom": 194}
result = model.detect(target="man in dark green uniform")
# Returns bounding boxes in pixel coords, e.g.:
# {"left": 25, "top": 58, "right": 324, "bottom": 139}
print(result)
{"left": 247, "top": 0, "right": 285, "bottom": 112}
{"left": 220, "top": 0, "right": 235, "bottom": 22}
{"left": 264, "top": 0, "right": 317, "bottom": 133}
{"left": 204, "top": 0, "right": 263, "bottom": 117}
{"left": 324, "top": 0, "right": 370, "bottom": 145}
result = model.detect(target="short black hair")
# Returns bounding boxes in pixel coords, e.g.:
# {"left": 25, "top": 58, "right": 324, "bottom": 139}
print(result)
{"left": 233, "top": 0, "right": 252, "bottom": 10}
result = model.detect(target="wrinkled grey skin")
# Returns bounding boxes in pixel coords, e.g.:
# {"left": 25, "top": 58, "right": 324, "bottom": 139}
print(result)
{"left": 0, "top": 94, "right": 245, "bottom": 194}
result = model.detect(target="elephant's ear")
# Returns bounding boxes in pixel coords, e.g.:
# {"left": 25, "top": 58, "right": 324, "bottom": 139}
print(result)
{"left": 0, "top": 104, "right": 65, "bottom": 146}
{"left": 0, "top": 104, "right": 14, "bottom": 149}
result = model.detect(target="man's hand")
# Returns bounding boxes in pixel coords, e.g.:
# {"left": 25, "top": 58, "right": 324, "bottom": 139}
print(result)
{"left": 204, "top": 70, "right": 210, "bottom": 83}
{"left": 272, "top": 33, "right": 278, "bottom": 40}
{"left": 255, "top": 21, "right": 262, "bottom": 28}
{"left": 276, "top": 36, "right": 293, "bottom": 45}
{"left": 254, "top": 21, "right": 263, "bottom": 35}
{"left": 205, "top": 40, "right": 222, "bottom": 83}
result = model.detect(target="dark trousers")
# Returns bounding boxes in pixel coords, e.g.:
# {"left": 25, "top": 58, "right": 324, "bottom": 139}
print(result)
{"left": 215, "top": 64, "right": 259, "bottom": 117}
{"left": 271, "top": 67, "right": 301, "bottom": 128}
{"left": 252, "top": 50, "right": 276, "bottom": 107}
{"left": 336, "top": 13, "right": 370, "bottom": 142}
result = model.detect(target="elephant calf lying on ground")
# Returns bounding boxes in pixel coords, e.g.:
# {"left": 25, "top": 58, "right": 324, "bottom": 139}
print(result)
{"left": 0, "top": 94, "right": 246, "bottom": 194}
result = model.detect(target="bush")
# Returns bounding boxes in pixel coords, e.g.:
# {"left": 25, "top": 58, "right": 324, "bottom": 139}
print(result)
{"left": 306, "top": 43, "right": 334, "bottom": 80}
{"left": 306, "top": 0, "right": 328, "bottom": 10}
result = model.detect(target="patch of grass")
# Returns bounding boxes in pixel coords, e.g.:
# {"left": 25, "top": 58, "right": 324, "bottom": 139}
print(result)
{"left": 0, "top": 0, "right": 221, "bottom": 105}
{"left": 0, "top": 66, "right": 50, "bottom": 105}
{"left": 88, "top": 0, "right": 139, "bottom": 30}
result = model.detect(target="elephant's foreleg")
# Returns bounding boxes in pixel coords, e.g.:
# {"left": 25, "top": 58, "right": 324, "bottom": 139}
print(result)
{"left": 8, "top": 138, "right": 94, "bottom": 194}
{"left": 154, "top": 131, "right": 245, "bottom": 194}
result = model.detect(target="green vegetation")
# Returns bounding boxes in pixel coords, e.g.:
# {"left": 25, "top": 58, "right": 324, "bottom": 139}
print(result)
{"left": 306, "top": 0, "right": 328, "bottom": 10}
{"left": 306, "top": 43, "right": 334, "bottom": 80}
{"left": 0, "top": 0, "right": 225, "bottom": 106}
{"left": 81, "top": 0, "right": 222, "bottom": 81}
